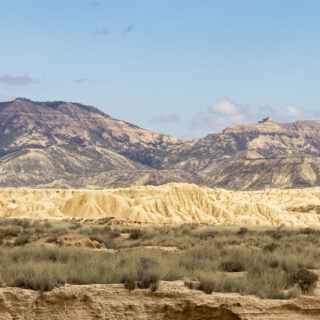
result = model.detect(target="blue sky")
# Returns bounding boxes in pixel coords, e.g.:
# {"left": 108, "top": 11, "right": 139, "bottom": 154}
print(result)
{"left": 1, "top": 0, "right": 320, "bottom": 138}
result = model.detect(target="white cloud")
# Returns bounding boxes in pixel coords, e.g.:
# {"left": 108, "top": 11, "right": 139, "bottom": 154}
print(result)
{"left": 209, "top": 98, "right": 241, "bottom": 117}
{"left": 191, "top": 97, "right": 319, "bottom": 135}
{"left": 286, "top": 106, "right": 305, "bottom": 118}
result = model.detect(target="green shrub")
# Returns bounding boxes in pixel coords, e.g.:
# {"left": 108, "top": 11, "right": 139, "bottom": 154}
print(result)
{"left": 0, "top": 222, "right": 317, "bottom": 299}
{"left": 108, "top": 230, "right": 122, "bottom": 239}
{"left": 263, "top": 243, "right": 279, "bottom": 252}
{"left": 46, "top": 236, "right": 59, "bottom": 244}
{"left": 197, "top": 274, "right": 244, "bottom": 295}
{"left": 13, "top": 234, "right": 31, "bottom": 246}
{"left": 220, "top": 261, "right": 244, "bottom": 273}
{"left": 245, "top": 268, "right": 288, "bottom": 299}
{"left": 7, "top": 266, "right": 65, "bottom": 292}
{"left": 137, "top": 273, "right": 159, "bottom": 291}
{"left": 0, "top": 226, "right": 21, "bottom": 238}
{"left": 129, "top": 229, "right": 143, "bottom": 240}
{"left": 289, "top": 269, "right": 319, "bottom": 293}
{"left": 238, "top": 227, "right": 248, "bottom": 236}
{"left": 123, "top": 275, "right": 136, "bottom": 292}
{"left": 184, "top": 279, "right": 200, "bottom": 290}
{"left": 198, "top": 278, "right": 215, "bottom": 294}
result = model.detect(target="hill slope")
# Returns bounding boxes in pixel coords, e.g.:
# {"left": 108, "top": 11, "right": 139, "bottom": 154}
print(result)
{"left": 167, "top": 118, "right": 320, "bottom": 189}
{"left": 0, "top": 98, "right": 191, "bottom": 187}
{"left": 2, "top": 98, "right": 320, "bottom": 189}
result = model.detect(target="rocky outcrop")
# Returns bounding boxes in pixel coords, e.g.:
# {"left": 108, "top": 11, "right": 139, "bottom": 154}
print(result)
{"left": 0, "top": 282, "right": 320, "bottom": 320}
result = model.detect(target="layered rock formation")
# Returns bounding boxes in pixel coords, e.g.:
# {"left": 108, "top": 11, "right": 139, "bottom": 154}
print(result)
{"left": 0, "top": 282, "right": 320, "bottom": 320}
{"left": 0, "top": 98, "right": 186, "bottom": 187}
{"left": 2, "top": 98, "right": 320, "bottom": 189}
{"left": 2, "top": 183, "right": 320, "bottom": 226}
{"left": 167, "top": 118, "right": 320, "bottom": 189}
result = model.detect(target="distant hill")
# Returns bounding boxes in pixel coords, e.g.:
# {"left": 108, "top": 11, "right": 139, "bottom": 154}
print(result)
{"left": 167, "top": 117, "right": 320, "bottom": 189}
{"left": 1, "top": 98, "right": 320, "bottom": 189}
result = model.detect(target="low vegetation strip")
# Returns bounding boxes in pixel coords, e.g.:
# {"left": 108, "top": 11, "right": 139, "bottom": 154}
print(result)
{"left": 0, "top": 219, "right": 319, "bottom": 299}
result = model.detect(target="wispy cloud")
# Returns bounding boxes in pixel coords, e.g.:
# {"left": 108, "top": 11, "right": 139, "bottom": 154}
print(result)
{"left": 123, "top": 24, "right": 135, "bottom": 36}
{"left": 93, "top": 24, "right": 135, "bottom": 38}
{"left": 0, "top": 74, "right": 38, "bottom": 86}
{"left": 209, "top": 99, "right": 241, "bottom": 117}
{"left": 94, "top": 27, "right": 109, "bottom": 36}
{"left": 74, "top": 78, "right": 89, "bottom": 84}
{"left": 191, "top": 98, "right": 320, "bottom": 134}
{"left": 150, "top": 114, "right": 180, "bottom": 125}
{"left": 89, "top": 1, "right": 101, "bottom": 7}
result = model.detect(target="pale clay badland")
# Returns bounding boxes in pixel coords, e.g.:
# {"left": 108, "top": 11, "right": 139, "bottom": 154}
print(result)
{"left": 1, "top": 183, "right": 320, "bottom": 227}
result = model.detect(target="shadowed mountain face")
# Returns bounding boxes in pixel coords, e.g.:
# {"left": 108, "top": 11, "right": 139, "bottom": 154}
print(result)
{"left": 2, "top": 98, "right": 320, "bottom": 189}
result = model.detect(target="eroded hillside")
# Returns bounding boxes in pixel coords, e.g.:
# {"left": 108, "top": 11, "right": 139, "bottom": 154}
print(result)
{"left": 0, "top": 98, "right": 182, "bottom": 187}
{"left": 2, "top": 98, "right": 320, "bottom": 189}
{"left": 2, "top": 183, "right": 320, "bottom": 226}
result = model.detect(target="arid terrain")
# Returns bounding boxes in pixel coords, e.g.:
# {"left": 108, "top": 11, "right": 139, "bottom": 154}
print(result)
{"left": 0, "top": 219, "right": 320, "bottom": 319}
{"left": 3, "top": 98, "right": 320, "bottom": 189}
{"left": 1, "top": 183, "right": 320, "bottom": 226}
{"left": 3, "top": 0, "right": 320, "bottom": 316}
{"left": 3, "top": 98, "right": 320, "bottom": 318}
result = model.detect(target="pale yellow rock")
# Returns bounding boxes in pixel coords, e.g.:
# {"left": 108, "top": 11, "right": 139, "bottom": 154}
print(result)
{"left": 1, "top": 183, "right": 320, "bottom": 226}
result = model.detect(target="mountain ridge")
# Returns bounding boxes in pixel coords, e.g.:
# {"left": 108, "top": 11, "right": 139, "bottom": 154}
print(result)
{"left": 1, "top": 97, "right": 320, "bottom": 189}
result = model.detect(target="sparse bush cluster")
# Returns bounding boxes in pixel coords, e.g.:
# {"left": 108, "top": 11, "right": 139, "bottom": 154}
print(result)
{"left": 122, "top": 256, "right": 161, "bottom": 292}
{"left": 289, "top": 268, "right": 319, "bottom": 293}
{"left": 0, "top": 220, "right": 319, "bottom": 299}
